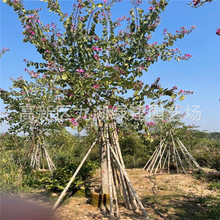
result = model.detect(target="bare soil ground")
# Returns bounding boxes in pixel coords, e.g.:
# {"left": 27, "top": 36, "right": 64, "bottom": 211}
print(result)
{"left": 17, "top": 168, "right": 220, "bottom": 220}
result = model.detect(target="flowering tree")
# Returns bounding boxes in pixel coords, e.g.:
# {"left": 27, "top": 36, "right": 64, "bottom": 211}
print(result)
{"left": 190, "top": 0, "right": 220, "bottom": 36}
{"left": 3, "top": 0, "right": 197, "bottom": 218}
{"left": 0, "top": 76, "right": 64, "bottom": 170}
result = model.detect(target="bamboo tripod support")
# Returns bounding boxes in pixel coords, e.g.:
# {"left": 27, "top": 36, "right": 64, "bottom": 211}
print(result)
{"left": 29, "top": 121, "right": 56, "bottom": 171}
{"left": 53, "top": 110, "right": 149, "bottom": 219}
{"left": 143, "top": 131, "right": 202, "bottom": 174}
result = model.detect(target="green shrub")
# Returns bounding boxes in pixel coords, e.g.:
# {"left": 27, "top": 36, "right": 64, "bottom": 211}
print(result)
{"left": 208, "top": 182, "right": 220, "bottom": 190}
{"left": 35, "top": 161, "right": 98, "bottom": 193}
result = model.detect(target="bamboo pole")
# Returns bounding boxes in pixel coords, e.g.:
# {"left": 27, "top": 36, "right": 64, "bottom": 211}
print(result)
{"left": 110, "top": 146, "right": 149, "bottom": 219}
{"left": 53, "top": 134, "right": 100, "bottom": 210}
{"left": 106, "top": 124, "right": 114, "bottom": 219}
{"left": 162, "top": 150, "right": 169, "bottom": 170}
{"left": 125, "top": 177, "right": 139, "bottom": 211}
{"left": 150, "top": 142, "right": 164, "bottom": 173}
{"left": 168, "top": 147, "right": 170, "bottom": 174}
{"left": 108, "top": 110, "right": 125, "bottom": 168}
{"left": 171, "top": 134, "right": 186, "bottom": 174}
{"left": 146, "top": 147, "right": 159, "bottom": 172}
{"left": 177, "top": 138, "right": 201, "bottom": 170}
{"left": 119, "top": 169, "right": 132, "bottom": 209}
{"left": 154, "top": 144, "right": 167, "bottom": 174}
{"left": 111, "top": 170, "right": 119, "bottom": 218}
{"left": 143, "top": 146, "right": 158, "bottom": 170}
{"left": 177, "top": 139, "right": 193, "bottom": 171}
{"left": 172, "top": 139, "right": 179, "bottom": 173}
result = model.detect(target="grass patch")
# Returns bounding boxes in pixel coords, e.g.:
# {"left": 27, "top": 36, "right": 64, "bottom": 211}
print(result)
{"left": 143, "top": 194, "right": 220, "bottom": 220}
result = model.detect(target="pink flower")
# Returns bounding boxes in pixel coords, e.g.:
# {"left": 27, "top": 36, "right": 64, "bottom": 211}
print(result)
{"left": 93, "top": 84, "right": 100, "bottom": 88}
{"left": 109, "top": 105, "right": 113, "bottom": 108}
{"left": 185, "top": 54, "right": 192, "bottom": 58}
{"left": 94, "top": 54, "right": 99, "bottom": 60}
{"left": 51, "top": 23, "right": 56, "bottom": 28}
{"left": 57, "top": 33, "right": 62, "bottom": 37}
{"left": 138, "top": 66, "right": 144, "bottom": 70}
{"left": 147, "top": 122, "right": 154, "bottom": 126}
{"left": 148, "top": 6, "right": 154, "bottom": 10}
{"left": 72, "top": 122, "right": 79, "bottom": 126}
{"left": 29, "top": 31, "right": 35, "bottom": 35}
{"left": 216, "top": 29, "right": 220, "bottom": 36}
{"left": 94, "top": 36, "right": 99, "bottom": 41}
{"left": 76, "top": 69, "right": 85, "bottom": 73}
{"left": 70, "top": 118, "right": 75, "bottom": 122}
{"left": 26, "top": 25, "right": 31, "bottom": 29}
{"left": 45, "top": 50, "right": 51, "bottom": 53}
{"left": 82, "top": 115, "right": 87, "bottom": 119}
{"left": 42, "top": 38, "right": 46, "bottom": 41}
{"left": 193, "top": 0, "right": 200, "bottom": 6}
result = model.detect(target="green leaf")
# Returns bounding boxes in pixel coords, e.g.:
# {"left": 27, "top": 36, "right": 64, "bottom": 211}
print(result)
{"left": 62, "top": 74, "right": 68, "bottom": 80}
{"left": 179, "top": 95, "right": 185, "bottom": 101}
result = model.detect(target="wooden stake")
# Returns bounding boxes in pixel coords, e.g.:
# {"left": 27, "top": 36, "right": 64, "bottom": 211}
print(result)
{"left": 146, "top": 147, "right": 159, "bottom": 173}
{"left": 143, "top": 147, "right": 158, "bottom": 170}
{"left": 177, "top": 138, "right": 201, "bottom": 170}
{"left": 168, "top": 146, "right": 170, "bottom": 174}
{"left": 106, "top": 124, "right": 114, "bottom": 219}
{"left": 162, "top": 150, "right": 169, "bottom": 170}
{"left": 177, "top": 139, "right": 193, "bottom": 171}
{"left": 154, "top": 144, "right": 167, "bottom": 174}
{"left": 53, "top": 134, "right": 100, "bottom": 210}
{"left": 110, "top": 146, "right": 149, "bottom": 219}
{"left": 171, "top": 134, "right": 186, "bottom": 174}
{"left": 150, "top": 142, "right": 164, "bottom": 173}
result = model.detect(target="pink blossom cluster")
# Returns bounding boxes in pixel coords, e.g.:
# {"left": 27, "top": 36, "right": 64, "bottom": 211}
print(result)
{"left": 94, "top": 36, "right": 99, "bottom": 41}
{"left": 70, "top": 118, "right": 79, "bottom": 126}
{"left": 151, "top": 77, "right": 161, "bottom": 89}
{"left": 192, "top": 0, "right": 200, "bottom": 6}
{"left": 93, "top": 44, "right": 102, "bottom": 51}
{"left": 147, "top": 122, "right": 154, "bottom": 126}
{"left": 24, "top": 68, "right": 40, "bottom": 78}
{"left": 216, "top": 29, "right": 220, "bottom": 36}
{"left": 179, "top": 54, "right": 192, "bottom": 60}
{"left": 1, "top": 47, "right": 10, "bottom": 56}
{"left": 94, "top": 54, "right": 99, "bottom": 60}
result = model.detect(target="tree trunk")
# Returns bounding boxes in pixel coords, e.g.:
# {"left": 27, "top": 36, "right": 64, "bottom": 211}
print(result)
{"left": 98, "top": 117, "right": 109, "bottom": 194}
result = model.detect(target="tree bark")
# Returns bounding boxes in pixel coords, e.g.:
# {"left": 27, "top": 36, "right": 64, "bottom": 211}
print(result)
{"left": 98, "top": 117, "right": 109, "bottom": 194}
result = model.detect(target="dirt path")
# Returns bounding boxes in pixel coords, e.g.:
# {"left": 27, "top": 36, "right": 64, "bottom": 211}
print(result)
{"left": 18, "top": 169, "right": 220, "bottom": 220}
